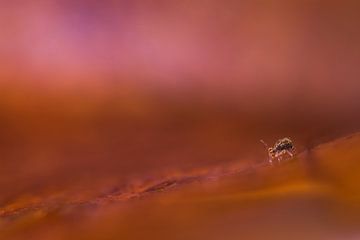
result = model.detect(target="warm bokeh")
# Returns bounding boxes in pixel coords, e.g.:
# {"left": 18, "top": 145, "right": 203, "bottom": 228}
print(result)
{"left": 0, "top": 0, "right": 359, "bottom": 239}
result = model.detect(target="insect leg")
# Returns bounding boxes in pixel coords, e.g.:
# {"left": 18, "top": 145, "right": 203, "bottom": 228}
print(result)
{"left": 286, "top": 150, "right": 293, "bottom": 158}
{"left": 269, "top": 154, "right": 273, "bottom": 165}
{"left": 275, "top": 151, "right": 286, "bottom": 163}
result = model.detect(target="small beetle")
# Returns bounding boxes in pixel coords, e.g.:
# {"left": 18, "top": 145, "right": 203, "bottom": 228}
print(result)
{"left": 260, "top": 138, "right": 296, "bottom": 165}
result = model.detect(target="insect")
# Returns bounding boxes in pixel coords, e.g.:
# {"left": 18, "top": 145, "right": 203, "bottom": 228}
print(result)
{"left": 260, "top": 138, "right": 296, "bottom": 165}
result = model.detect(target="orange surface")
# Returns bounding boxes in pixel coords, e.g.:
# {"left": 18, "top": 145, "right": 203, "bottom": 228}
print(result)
{"left": 1, "top": 133, "right": 360, "bottom": 239}
{"left": 1, "top": 1, "right": 360, "bottom": 239}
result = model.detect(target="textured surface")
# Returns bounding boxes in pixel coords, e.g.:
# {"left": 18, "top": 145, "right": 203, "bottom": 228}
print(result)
{"left": 1, "top": 133, "right": 360, "bottom": 239}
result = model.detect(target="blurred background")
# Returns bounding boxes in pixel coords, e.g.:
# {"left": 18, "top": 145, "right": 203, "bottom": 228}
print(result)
{"left": 0, "top": 0, "right": 360, "bottom": 239}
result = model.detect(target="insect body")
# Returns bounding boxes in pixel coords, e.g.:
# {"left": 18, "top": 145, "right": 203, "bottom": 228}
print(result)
{"left": 260, "top": 138, "right": 296, "bottom": 165}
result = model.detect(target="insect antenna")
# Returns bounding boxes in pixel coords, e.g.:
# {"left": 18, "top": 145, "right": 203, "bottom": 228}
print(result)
{"left": 260, "top": 139, "right": 269, "bottom": 149}
{"left": 260, "top": 139, "right": 274, "bottom": 165}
